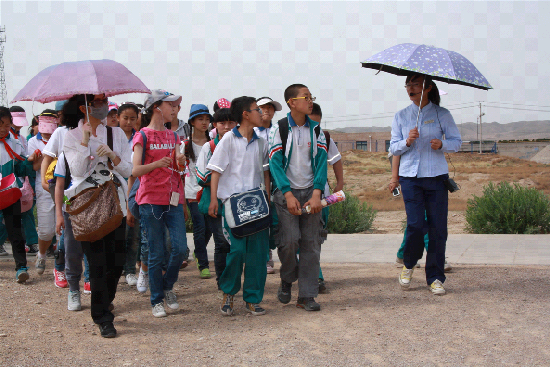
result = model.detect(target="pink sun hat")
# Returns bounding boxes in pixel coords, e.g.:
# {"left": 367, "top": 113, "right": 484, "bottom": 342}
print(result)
{"left": 108, "top": 101, "right": 119, "bottom": 111}
{"left": 217, "top": 98, "right": 231, "bottom": 108}
{"left": 11, "top": 111, "right": 29, "bottom": 127}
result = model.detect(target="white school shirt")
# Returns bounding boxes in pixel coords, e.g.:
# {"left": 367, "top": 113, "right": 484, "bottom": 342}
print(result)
{"left": 42, "top": 126, "right": 68, "bottom": 158}
{"left": 286, "top": 122, "right": 314, "bottom": 190}
{"left": 63, "top": 121, "right": 132, "bottom": 215}
{"left": 182, "top": 141, "right": 203, "bottom": 200}
{"left": 27, "top": 134, "right": 49, "bottom": 188}
{"left": 324, "top": 138, "right": 342, "bottom": 197}
{"left": 253, "top": 124, "right": 271, "bottom": 143}
{"left": 206, "top": 127, "right": 269, "bottom": 202}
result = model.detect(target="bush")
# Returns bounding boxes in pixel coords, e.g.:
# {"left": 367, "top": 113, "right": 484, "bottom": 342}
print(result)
{"left": 465, "top": 181, "right": 550, "bottom": 234}
{"left": 327, "top": 191, "right": 377, "bottom": 234}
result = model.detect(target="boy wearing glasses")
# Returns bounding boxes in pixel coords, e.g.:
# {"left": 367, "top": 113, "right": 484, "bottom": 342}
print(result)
{"left": 268, "top": 84, "right": 328, "bottom": 311}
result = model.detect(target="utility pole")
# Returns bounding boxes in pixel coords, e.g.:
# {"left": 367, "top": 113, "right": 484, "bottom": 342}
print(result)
{"left": 479, "top": 102, "right": 485, "bottom": 154}
{"left": 0, "top": 26, "right": 7, "bottom": 107}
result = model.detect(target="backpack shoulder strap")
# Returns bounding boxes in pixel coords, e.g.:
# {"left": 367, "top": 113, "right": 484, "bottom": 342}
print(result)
{"left": 140, "top": 130, "right": 147, "bottom": 165}
{"left": 106, "top": 126, "right": 114, "bottom": 169}
{"left": 63, "top": 154, "right": 71, "bottom": 190}
{"left": 324, "top": 130, "right": 331, "bottom": 144}
{"left": 314, "top": 124, "right": 321, "bottom": 139}
{"left": 209, "top": 140, "right": 216, "bottom": 154}
{"left": 277, "top": 117, "right": 289, "bottom": 155}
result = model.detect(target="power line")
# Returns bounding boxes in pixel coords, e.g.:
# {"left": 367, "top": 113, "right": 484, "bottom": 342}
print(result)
{"left": 485, "top": 101, "right": 550, "bottom": 109}
{"left": 485, "top": 105, "right": 550, "bottom": 113}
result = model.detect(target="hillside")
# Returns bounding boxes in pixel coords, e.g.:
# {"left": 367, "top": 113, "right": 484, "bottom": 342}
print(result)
{"left": 332, "top": 120, "right": 550, "bottom": 141}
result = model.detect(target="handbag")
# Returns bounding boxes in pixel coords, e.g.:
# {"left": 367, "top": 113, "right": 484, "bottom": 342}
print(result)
{"left": 65, "top": 127, "right": 123, "bottom": 242}
{"left": 19, "top": 177, "right": 34, "bottom": 212}
{"left": 0, "top": 173, "right": 22, "bottom": 210}
{"left": 223, "top": 138, "right": 271, "bottom": 238}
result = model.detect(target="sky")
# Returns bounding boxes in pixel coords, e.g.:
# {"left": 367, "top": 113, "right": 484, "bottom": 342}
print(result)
{"left": 1, "top": 0, "right": 549, "bottom": 131}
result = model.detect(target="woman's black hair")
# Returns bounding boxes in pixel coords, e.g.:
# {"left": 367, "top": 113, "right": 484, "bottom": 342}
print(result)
{"left": 0, "top": 106, "right": 13, "bottom": 125}
{"left": 185, "top": 115, "right": 211, "bottom": 163}
{"left": 9, "top": 105, "right": 25, "bottom": 113}
{"left": 139, "top": 101, "right": 162, "bottom": 130}
{"left": 62, "top": 94, "right": 94, "bottom": 129}
{"left": 213, "top": 100, "right": 220, "bottom": 113}
{"left": 117, "top": 103, "right": 139, "bottom": 117}
{"left": 406, "top": 73, "right": 440, "bottom": 106}
{"left": 212, "top": 108, "right": 233, "bottom": 124}
{"left": 40, "top": 109, "right": 58, "bottom": 117}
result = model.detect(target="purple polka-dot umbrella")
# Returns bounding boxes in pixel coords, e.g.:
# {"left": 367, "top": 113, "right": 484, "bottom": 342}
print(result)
{"left": 361, "top": 43, "right": 492, "bottom": 90}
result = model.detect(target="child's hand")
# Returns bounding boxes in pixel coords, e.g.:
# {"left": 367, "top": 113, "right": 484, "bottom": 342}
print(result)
{"left": 208, "top": 201, "right": 218, "bottom": 218}
{"left": 334, "top": 183, "right": 344, "bottom": 193}
{"left": 284, "top": 192, "right": 301, "bottom": 216}
{"left": 176, "top": 153, "right": 186, "bottom": 166}
{"left": 388, "top": 179, "right": 399, "bottom": 192}
{"left": 126, "top": 211, "right": 135, "bottom": 227}
{"left": 81, "top": 121, "right": 92, "bottom": 144}
{"left": 304, "top": 195, "right": 322, "bottom": 214}
{"left": 155, "top": 157, "right": 172, "bottom": 169}
{"left": 56, "top": 215, "right": 65, "bottom": 235}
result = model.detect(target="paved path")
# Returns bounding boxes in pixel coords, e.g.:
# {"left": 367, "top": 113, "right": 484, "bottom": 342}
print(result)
{"left": 3, "top": 234, "right": 550, "bottom": 265}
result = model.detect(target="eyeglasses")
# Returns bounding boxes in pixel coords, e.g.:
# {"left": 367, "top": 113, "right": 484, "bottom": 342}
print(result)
{"left": 287, "top": 96, "right": 316, "bottom": 103}
{"left": 88, "top": 98, "right": 109, "bottom": 108}
{"left": 404, "top": 83, "right": 421, "bottom": 89}
{"left": 246, "top": 108, "right": 263, "bottom": 113}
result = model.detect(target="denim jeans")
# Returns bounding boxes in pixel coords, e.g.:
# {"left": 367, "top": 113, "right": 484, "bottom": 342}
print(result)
{"left": 400, "top": 175, "right": 448, "bottom": 285}
{"left": 55, "top": 229, "right": 65, "bottom": 272}
{"left": 205, "top": 215, "right": 230, "bottom": 288}
{"left": 140, "top": 204, "right": 187, "bottom": 306}
{"left": 187, "top": 200, "right": 212, "bottom": 270}
{"left": 124, "top": 213, "right": 141, "bottom": 275}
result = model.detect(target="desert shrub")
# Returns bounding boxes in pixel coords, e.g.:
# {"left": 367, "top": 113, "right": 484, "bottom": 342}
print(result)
{"left": 327, "top": 191, "right": 377, "bottom": 234}
{"left": 465, "top": 181, "right": 550, "bottom": 234}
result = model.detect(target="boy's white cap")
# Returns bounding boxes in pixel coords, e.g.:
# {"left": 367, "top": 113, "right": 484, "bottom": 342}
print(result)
{"left": 256, "top": 97, "right": 282, "bottom": 112}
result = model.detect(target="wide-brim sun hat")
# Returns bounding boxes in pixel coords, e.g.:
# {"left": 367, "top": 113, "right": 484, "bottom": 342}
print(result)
{"left": 189, "top": 104, "right": 212, "bottom": 121}
{"left": 256, "top": 97, "right": 282, "bottom": 111}
{"left": 11, "top": 111, "right": 29, "bottom": 127}
{"left": 144, "top": 89, "right": 183, "bottom": 110}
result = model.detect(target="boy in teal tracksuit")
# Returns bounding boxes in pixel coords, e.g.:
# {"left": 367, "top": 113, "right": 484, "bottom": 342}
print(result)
{"left": 208, "top": 96, "right": 271, "bottom": 316}
{"left": 269, "top": 84, "right": 328, "bottom": 311}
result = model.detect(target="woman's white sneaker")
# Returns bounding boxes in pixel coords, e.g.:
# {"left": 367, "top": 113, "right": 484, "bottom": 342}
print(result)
{"left": 398, "top": 266, "right": 414, "bottom": 289}
{"left": 164, "top": 290, "right": 179, "bottom": 310}
{"left": 430, "top": 279, "right": 446, "bottom": 295}
{"left": 136, "top": 271, "right": 149, "bottom": 293}
{"left": 67, "top": 291, "right": 82, "bottom": 311}
{"left": 126, "top": 273, "right": 138, "bottom": 286}
{"left": 152, "top": 302, "right": 167, "bottom": 318}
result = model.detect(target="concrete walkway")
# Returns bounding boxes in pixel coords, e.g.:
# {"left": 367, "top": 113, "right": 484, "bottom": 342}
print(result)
{"left": 3, "top": 234, "right": 550, "bottom": 266}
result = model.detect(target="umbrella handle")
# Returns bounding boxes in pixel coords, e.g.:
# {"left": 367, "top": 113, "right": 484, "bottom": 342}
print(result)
{"left": 414, "top": 78, "right": 426, "bottom": 129}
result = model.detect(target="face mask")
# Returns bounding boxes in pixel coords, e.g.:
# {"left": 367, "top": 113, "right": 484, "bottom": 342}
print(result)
{"left": 38, "top": 116, "right": 58, "bottom": 134}
{"left": 89, "top": 104, "right": 109, "bottom": 120}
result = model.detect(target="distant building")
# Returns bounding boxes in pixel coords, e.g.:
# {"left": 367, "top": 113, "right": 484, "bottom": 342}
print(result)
{"left": 328, "top": 131, "right": 392, "bottom": 152}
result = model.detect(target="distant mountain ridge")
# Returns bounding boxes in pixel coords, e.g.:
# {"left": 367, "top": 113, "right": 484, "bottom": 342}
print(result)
{"left": 331, "top": 120, "right": 550, "bottom": 141}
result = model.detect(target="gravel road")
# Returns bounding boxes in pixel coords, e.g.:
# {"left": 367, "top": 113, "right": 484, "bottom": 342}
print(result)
{"left": 1, "top": 259, "right": 549, "bottom": 366}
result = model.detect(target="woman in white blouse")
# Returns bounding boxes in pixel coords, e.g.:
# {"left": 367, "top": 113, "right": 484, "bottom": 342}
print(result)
{"left": 62, "top": 93, "right": 132, "bottom": 338}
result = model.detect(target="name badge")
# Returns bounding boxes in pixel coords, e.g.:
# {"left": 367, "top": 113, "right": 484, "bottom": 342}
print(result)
{"left": 423, "top": 119, "right": 434, "bottom": 125}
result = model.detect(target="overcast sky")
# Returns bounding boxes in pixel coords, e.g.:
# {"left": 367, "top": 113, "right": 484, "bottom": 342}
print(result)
{"left": 1, "top": 0, "right": 549, "bottom": 130}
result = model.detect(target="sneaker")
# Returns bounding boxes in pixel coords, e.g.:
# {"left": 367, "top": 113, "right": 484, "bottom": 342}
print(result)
{"left": 444, "top": 258, "right": 453, "bottom": 272}
{"left": 220, "top": 293, "right": 234, "bottom": 316}
{"left": 15, "top": 267, "right": 29, "bottom": 283}
{"left": 180, "top": 261, "right": 188, "bottom": 269}
{"left": 67, "top": 291, "right": 82, "bottom": 311}
{"left": 430, "top": 279, "right": 446, "bottom": 295}
{"left": 125, "top": 273, "right": 138, "bottom": 286}
{"left": 53, "top": 269, "right": 68, "bottom": 288}
{"left": 83, "top": 282, "right": 91, "bottom": 294}
{"left": 98, "top": 321, "right": 117, "bottom": 338}
{"left": 45, "top": 247, "right": 55, "bottom": 258}
{"left": 395, "top": 257, "right": 420, "bottom": 268}
{"left": 164, "top": 290, "right": 179, "bottom": 310}
{"left": 137, "top": 271, "right": 149, "bottom": 293}
{"left": 35, "top": 256, "right": 46, "bottom": 275}
{"left": 27, "top": 244, "right": 39, "bottom": 254}
{"left": 318, "top": 279, "right": 327, "bottom": 294}
{"left": 0, "top": 243, "right": 8, "bottom": 257}
{"left": 398, "top": 266, "right": 414, "bottom": 289}
{"left": 296, "top": 297, "right": 321, "bottom": 311}
{"left": 277, "top": 281, "right": 292, "bottom": 304}
{"left": 200, "top": 268, "right": 211, "bottom": 279}
{"left": 152, "top": 302, "right": 167, "bottom": 318}
{"left": 244, "top": 302, "right": 266, "bottom": 316}
{"left": 266, "top": 265, "right": 275, "bottom": 274}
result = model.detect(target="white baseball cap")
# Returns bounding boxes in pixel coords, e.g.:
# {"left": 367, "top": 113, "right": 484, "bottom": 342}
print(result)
{"left": 256, "top": 97, "right": 282, "bottom": 111}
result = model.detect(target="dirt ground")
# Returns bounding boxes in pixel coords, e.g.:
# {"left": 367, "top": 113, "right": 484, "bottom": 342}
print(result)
{"left": 331, "top": 150, "right": 550, "bottom": 213}
{"left": 1, "top": 259, "right": 549, "bottom": 366}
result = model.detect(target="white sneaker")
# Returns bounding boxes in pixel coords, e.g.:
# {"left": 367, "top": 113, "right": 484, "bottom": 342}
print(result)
{"left": 68, "top": 291, "right": 82, "bottom": 311}
{"left": 137, "top": 271, "right": 149, "bottom": 293}
{"left": 35, "top": 256, "right": 46, "bottom": 275}
{"left": 266, "top": 265, "right": 275, "bottom": 274}
{"left": 444, "top": 258, "right": 452, "bottom": 272}
{"left": 126, "top": 273, "right": 138, "bottom": 286}
{"left": 430, "top": 279, "right": 446, "bottom": 295}
{"left": 152, "top": 302, "right": 167, "bottom": 318}
{"left": 164, "top": 290, "right": 179, "bottom": 310}
{"left": 398, "top": 266, "right": 414, "bottom": 289}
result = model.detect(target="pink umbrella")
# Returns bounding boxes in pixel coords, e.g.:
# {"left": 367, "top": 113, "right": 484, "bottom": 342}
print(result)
{"left": 11, "top": 59, "right": 150, "bottom": 103}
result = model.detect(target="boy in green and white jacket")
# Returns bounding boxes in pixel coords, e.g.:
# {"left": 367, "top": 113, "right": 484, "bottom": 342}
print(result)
{"left": 268, "top": 84, "right": 328, "bottom": 312}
